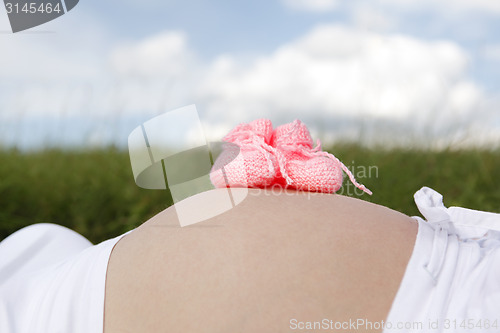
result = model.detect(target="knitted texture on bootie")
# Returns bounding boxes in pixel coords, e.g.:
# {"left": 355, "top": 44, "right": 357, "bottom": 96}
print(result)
{"left": 271, "top": 120, "right": 344, "bottom": 193}
{"left": 210, "top": 119, "right": 279, "bottom": 188}
{"left": 210, "top": 119, "right": 372, "bottom": 195}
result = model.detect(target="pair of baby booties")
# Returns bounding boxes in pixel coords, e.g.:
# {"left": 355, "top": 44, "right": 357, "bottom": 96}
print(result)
{"left": 209, "top": 119, "right": 372, "bottom": 195}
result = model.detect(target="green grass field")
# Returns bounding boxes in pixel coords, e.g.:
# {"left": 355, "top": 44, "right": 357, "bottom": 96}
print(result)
{"left": 1, "top": 145, "right": 499, "bottom": 243}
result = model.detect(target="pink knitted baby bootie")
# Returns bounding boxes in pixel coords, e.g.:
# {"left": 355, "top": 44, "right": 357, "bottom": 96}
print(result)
{"left": 210, "top": 118, "right": 372, "bottom": 195}
{"left": 272, "top": 120, "right": 372, "bottom": 195}
{"left": 210, "top": 119, "right": 279, "bottom": 188}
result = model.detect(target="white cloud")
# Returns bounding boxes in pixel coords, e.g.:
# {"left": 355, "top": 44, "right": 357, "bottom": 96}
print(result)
{"left": 0, "top": 6, "right": 109, "bottom": 82}
{"left": 375, "top": 0, "right": 500, "bottom": 13}
{"left": 281, "top": 0, "right": 339, "bottom": 12}
{"left": 198, "top": 24, "right": 482, "bottom": 132}
{"left": 351, "top": 6, "right": 397, "bottom": 31}
{"left": 0, "top": 35, "right": 101, "bottom": 83}
{"left": 0, "top": 30, "right": 199, "bottom": 122}
{"left": 451, "top": 0, "right": 500, "bottom": 12}
{"left": 107, "top": 31, "right": 201, "bottom": 116}
{"left": 0, "top": 19, "right": 496, "bottom": 149}
{"left": 281, "top": 0, "right": 500, "bottom": 15}
{"left": 0, "top": 8, "right": 112, "bottom": 124}
{"left": 110, "top": 31, "right": 197, "bottom": 80}
{"left": 481, "top": 44, "right": 500, "bottom": 62}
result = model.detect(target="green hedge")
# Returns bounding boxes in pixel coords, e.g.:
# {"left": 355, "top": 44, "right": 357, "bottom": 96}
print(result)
{"left": 1, "top": 146, "right": 499, "bottom": 244}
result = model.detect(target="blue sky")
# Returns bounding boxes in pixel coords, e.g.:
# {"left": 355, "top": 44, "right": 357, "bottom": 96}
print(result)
{"left": 1, "top": 0, "right": 500, "bottom": 149}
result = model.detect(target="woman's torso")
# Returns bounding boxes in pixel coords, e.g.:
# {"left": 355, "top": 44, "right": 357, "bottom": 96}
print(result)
{"left": 104, "top": 189, "right": 418, "bottom": 333}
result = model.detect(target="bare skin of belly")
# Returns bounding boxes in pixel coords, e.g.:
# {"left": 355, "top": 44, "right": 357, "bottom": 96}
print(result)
{"left": 104, "top": 188, "right": 418, "bottom": 333}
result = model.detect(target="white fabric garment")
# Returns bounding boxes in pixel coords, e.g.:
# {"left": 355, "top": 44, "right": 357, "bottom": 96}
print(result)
{"left": 0, "top": 223, "right": 130, "bottom": 333}
{"left": 384, "top": 187, "right": 500, "bottom": 333}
